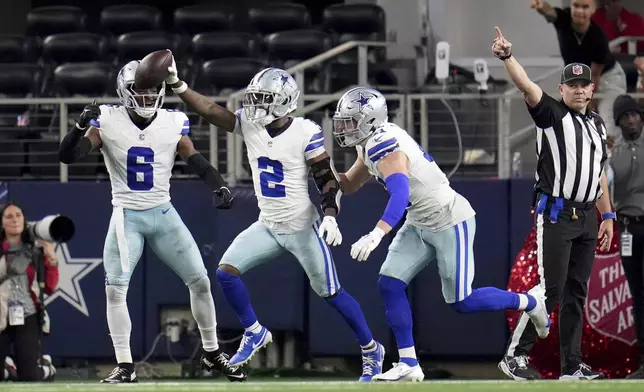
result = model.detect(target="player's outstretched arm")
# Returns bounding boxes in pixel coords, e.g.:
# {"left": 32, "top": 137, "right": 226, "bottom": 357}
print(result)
{"left": 177, "top": 135, "right": 233, "bottom": 209}
{"left": 530, "top": 0, "right": 557, "bottom": 23}
{"left": 350, "top": 151, "right": 409, "bottom": 262}
{"left": 492, "top": 26, "right": 543, "bottom": 108}
{"left": 58, "top": 101, "right": 102, "bottom": 164}
{"left": 340, "top": 156, "right": 372, "bottom": 195}
{"left": 165, "top": 57, "right": 236, "bottom": 133}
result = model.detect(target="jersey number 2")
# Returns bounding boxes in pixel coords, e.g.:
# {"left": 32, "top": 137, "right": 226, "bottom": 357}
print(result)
{"left": 258, "top": 156, "right": 285, "bottom": 198}
{"left": 127, "top": 147, "right": 154, "bottom": 191}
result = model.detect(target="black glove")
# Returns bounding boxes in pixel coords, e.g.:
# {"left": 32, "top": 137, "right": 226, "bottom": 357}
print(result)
{"left": 77, "top": 100, "right": 100, "bottom": 130}
{"left": 214, "top": 186, "right": 234, "bottom": 209}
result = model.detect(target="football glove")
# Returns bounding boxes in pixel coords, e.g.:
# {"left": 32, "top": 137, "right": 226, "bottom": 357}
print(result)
{"left": 317, "top": 216, "right": 342, "bottom": 246}
{"left": 214, "top": 186, "right": 233, "bottom": 209}
{"left": 77, "top": 100, "right": 100, "bottom": 130}
{"left": 350, "top": 227, "right": 385, "bottom": 262}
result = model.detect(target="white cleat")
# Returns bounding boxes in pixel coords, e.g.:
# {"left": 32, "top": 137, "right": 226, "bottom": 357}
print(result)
{"left": 372, "top": 362, "right": 425, "bottom": 382}
{"left": 526, "top": 285, "right": 551, "bottom": 338}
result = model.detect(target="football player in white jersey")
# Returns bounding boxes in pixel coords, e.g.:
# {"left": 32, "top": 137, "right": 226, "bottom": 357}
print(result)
{"left": 332, "top": 87, "right": 552, "bottom": 382}
{"left": 165, "top": 60, "right": 385, "bottom": 381}
{"left": 58, "top": 60, "right": 246, "bottom": 383}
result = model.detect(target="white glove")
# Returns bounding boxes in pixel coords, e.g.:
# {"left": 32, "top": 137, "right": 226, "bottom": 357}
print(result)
{"left": 318, "top": 216, "right": 342, "bottom": 246}
{"left": 350, "top": 227, "right": 385, "bottom": 262}
{"left": 166, "top": 54, "right": 179, "bottom": 85}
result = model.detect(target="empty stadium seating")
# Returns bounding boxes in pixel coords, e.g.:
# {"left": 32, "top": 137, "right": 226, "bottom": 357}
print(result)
{"left": 26, "top": 6, "right": 87, "bottom": 37}
{"left": 100, "top": 5, "right": 163, "bottom": 36}
{"left": 174, "top": 5, "right": 236, "bottom": 35}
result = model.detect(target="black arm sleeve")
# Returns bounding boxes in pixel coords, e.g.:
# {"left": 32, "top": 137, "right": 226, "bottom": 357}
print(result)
{"left": 527, "top": 93, "right": 568, "bottom": 129}
{"left": 58, "top": 126, "right": 93, "bottom": 164}
{"left": 186, "top": 153, "right": 226, "bottom": 191}
{"left": 310, "top": 156, "right": 342, "bottom": 216}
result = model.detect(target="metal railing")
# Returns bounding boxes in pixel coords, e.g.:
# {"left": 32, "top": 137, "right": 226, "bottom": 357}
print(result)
{"left": 609, "top": 36, "right": 644, "bottom": 55}
{"left": 0, "top": 92, "right": 537, "bottom": 183}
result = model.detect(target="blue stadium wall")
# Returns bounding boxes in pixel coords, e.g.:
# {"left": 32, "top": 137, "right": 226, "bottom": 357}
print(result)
{"left": 5, "top": 179, "right": 536, "bottom": 360}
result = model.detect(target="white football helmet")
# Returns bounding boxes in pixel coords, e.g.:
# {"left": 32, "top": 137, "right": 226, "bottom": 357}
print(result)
{"left": 243, "top": 68, "right": 300, "bottom": 126}
{"left": 333, "top": 87, "right": 388, "bottom": 147}
{"left": 116, "top": 60, "right": 165, "bottom": 119}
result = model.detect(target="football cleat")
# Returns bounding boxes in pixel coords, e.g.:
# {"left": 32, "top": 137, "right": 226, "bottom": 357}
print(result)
{"left": 229, "top": 326, "right": 273, "bottom": 367}
{"left": 101, "top": 366, "right": 137, "bottom": 383}
{"left": 202, "top": 350, "right": 247, "bottom": 382}
{"left": 526, "top": 285, "right": 551, "bottom": 338}
{"left": 359, "top": 341, "right": 385, "bottom": 382}
{"left": 372, "top": 362, "right": 424, "bottom": 382}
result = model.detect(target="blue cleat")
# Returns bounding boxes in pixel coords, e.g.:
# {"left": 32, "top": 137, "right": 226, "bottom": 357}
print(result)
{"left": 359, "top": 341, "right": 385, "bottom": 382}
{"left": 229, "top": 326, "right": 273, "bottom": 367}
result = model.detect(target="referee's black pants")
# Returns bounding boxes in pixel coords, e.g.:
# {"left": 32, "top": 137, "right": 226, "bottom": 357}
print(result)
{"left": 506, "top": 201, "right": 597, "bottom": 373}
{"left": 618, "top": 215, "right": 644, "bottom": 365}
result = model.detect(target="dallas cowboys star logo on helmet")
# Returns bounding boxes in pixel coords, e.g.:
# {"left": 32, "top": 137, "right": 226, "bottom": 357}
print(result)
{"left": 352, "top": 92, "right": 372, "bottom": 108}
{"left": 280, "top": 74, "right": 290, "bottom": 86}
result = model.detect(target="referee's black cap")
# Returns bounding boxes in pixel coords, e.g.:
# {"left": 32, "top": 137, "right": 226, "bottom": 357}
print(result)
{"left": 560, "top": 63, "right": 592, "bottom": 84}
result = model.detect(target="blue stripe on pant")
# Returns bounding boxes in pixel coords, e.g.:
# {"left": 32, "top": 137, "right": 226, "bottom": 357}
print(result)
{"left": 379, "top": 216, "right": 476, "bottom": 303}
{"left": 219, "top": 220, "right": 340, "bottom": 297}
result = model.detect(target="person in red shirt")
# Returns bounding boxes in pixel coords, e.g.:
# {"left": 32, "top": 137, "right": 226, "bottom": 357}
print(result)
{"left": 593, "top": 0, "right": 644, "bottom": 54}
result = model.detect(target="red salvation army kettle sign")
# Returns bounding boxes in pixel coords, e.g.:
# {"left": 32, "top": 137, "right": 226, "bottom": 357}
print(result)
{"left": 585, "top": 251, "right": 637, "bottom": 346}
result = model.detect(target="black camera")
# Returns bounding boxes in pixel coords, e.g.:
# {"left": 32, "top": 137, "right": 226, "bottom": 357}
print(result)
{"left": 27, "top": 215, "right": 75, "bottom": 243}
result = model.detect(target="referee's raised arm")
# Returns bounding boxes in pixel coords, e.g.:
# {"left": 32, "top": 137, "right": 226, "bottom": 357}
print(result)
{"left": 491, "top": 26, "right": 543, "bottom": 108}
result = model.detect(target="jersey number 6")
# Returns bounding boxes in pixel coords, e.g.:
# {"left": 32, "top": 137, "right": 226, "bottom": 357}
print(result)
{"left": 127, "top": 147, "right": 154, "bottom": 191}
{"left": 258, "top": 156, "right": 285, "bottom": 198}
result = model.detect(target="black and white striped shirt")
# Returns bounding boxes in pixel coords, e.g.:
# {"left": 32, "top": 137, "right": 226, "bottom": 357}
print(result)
{"left": 529, "top": 93, "right": 608, "bottom": 203}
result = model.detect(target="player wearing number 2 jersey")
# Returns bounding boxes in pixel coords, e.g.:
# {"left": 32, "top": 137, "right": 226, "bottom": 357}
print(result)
{"left": 333, "top": 87, "right": 551, "bottom": 382}
{"left": 58, "top": 60, "right": 246, "bottom": 383}
{"left": 166, "top": 58, "right": 385, "bottom": 381}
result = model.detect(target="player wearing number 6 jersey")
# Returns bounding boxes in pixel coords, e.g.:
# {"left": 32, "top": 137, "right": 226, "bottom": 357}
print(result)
{"left": 58, "top": 60, "right": 246, "bottom": 383}
{"left": 333, "top": 87, "right": 552, "bottom": 382}
{"left": 166, "top": 58, "right": 384, "bottom": 381}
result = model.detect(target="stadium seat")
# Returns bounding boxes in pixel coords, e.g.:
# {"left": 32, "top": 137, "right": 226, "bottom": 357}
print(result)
{"left": 115, "top": 31, "right": 178, "bottom": 65}
{"left": 53, "top": 62, "right": 113, "bottom": 97}
{"left": 174, "top": 5, "right": 235, "bottom": 35}
{"left": 0, "top": 35, "right": 40, "bottom": 63}
{"left": 0, "top": 141, "right": 25, "bottom": 179}
{"left": 248, "top": 3, "right": 311, "bottom": 35}
{"left": 101, "top": 5, "right": 163, "bottom": 36}
{"left": 0, "top": 63, "right": 43, "bottom": 96}
{"left": 334, "top": 33, "right": 385, "bottom": 64}
{"left": 265, "top": 30, "right": 331, "bottom": 92}
{"left": 191, "top": 32, "right": 257, "bottom": 62}
{"left": 42, "top": 33, "right": 108, "bottom": 64}
{"left": 26, "top": 6, "right": 87, "bottom": 37}
{"left": 198, "top": 58, "right": 267, "bottom": 93}
{"left": 323, "top": 4, "right": 385, "bottom": 36}
{"left": 0, "top": 64, "right": 45, "bottom": 140}
{"left": 265, "top": 30, "right": 331, "bottom": 63}
{"left": 26, "top": 140, "right": 62, "bottom": 179}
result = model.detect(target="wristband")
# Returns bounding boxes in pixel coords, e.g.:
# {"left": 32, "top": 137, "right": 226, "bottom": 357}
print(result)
{"left": 172, "top": 82, "right": 188, "bottom": 94}
{"left": 498, "top": 53, "right": 512, "bottom": 61}
{"left": 601, "top": 212, "right": 616, "bottom": 221}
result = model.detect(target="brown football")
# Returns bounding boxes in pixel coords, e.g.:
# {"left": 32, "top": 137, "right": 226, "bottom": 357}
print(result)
{"left": 134, "top": 49, "right": 173, "bottom": 90}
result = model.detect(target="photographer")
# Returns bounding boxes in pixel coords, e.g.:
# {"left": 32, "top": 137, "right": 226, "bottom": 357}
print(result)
{"left": 0, "top": 202, "right": 58, "bottom": 381}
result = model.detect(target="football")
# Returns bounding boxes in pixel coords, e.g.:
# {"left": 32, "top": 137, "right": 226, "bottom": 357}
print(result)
{"left": 134, "top": 49, "right": 173, "bottom": 90}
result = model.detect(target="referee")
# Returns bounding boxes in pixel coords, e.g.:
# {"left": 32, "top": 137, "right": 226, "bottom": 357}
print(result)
{"left": 492, "top": 27, "right": 615, "bottom": 381}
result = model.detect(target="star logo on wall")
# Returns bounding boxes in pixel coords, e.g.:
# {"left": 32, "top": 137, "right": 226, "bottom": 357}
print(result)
{"left": 43, "top": 243, "right": 103, "bottom": 317}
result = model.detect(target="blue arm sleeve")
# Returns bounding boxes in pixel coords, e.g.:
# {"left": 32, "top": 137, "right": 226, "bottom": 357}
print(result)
{"left": 381, "top": 173, "right": 410, "bottom": 227}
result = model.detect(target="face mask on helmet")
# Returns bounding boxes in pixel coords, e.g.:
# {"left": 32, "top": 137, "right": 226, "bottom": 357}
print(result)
{"left": 119, "top": 82, "right": 165, "bottom": 119}
{"left": 333, "top": 113, "right": 373, "bottom": 148}
{"left": 243, "top": 87, "right": 299, "bottom": 127}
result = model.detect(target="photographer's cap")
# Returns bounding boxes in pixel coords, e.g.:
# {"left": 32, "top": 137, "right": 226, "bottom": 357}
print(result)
{"left": 561, "top": 63, "right": 592, "bottom": 84}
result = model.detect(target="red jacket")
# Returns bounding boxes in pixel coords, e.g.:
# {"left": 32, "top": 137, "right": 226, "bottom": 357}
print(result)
{"left": 592, "top": 8, "right": 644, "bottom": 54}
{"left": 2, "top": 241, "right": 59, "bottom": 311}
